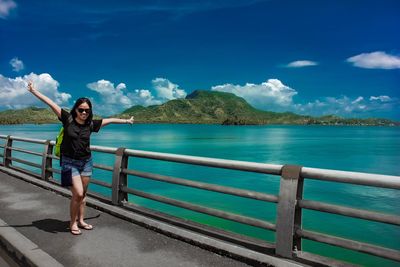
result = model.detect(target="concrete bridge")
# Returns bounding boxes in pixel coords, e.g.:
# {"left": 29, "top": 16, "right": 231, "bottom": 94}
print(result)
{"left": 0, "top": 135, "right": 399, "bottom": 266}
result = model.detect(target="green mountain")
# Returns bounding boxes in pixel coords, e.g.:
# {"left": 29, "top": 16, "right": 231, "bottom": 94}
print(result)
{"left": 0, "top": 91, "right": 398, "bottom": 126}
{"left": 120, "top": 90, "right": 398, "bottom": 126}
{"left": 0, "top": 107, "right": 59, "bottom": 124}
{"left": 121, "top": 90, "right": 310, "bottom": 124}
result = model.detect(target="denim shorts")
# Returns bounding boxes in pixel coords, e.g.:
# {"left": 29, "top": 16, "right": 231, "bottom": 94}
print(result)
{"left": 61, "top": 156, "right": 93, "bottom": 177}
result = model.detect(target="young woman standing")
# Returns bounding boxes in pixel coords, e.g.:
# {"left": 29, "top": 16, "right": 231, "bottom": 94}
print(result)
{"left": 28, "top": 81, "right": 134, "bottom": 235}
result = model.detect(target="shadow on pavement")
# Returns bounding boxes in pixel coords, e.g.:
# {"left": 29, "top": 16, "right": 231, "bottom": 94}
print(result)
{"left": 1, "top": 214, "right": 100, "bottom": 234}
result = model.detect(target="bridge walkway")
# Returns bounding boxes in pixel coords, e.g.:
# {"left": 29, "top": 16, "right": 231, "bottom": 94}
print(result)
{"left": 0, "top": 171, "right": 257, "bottom": 267}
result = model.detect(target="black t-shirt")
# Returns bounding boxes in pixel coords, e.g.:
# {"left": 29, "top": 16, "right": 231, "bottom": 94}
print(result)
{"left": 58, "top": 109, "right": 102, "bottom": 160}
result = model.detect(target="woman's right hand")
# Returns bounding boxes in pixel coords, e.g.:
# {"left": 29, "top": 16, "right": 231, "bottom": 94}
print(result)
{"left": 27, "top": 81, "right": 35, "bottom": 93}
{"left": 25, "top": 80, "right": 61, "bottom": 117}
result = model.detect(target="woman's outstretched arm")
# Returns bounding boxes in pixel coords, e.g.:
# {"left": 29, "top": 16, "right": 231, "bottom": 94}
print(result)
{"left": 101, "top": 116, "right": 134, "bottom": 128}
{"left": 27, "top": 81, "right": 62, "bottom": 118}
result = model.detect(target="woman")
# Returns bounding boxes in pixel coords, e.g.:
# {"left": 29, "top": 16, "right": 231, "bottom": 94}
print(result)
{"left": 28, "top": 81, "right": 134, "bottom": 235}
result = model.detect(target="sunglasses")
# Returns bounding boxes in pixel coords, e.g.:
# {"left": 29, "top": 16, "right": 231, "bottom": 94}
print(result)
{"left": 77, "top": 108, "right": 91, "bottom": 113}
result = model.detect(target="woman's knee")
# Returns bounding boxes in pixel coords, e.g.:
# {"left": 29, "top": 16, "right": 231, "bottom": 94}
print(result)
{"left": 72, "top": 195, "right": 84, "bottom": 202}
{"left": 71, "top": 175, "right": 84, "bottom": 201}
{"left": 72, "top": 190, "right": 85, "bottom": 202}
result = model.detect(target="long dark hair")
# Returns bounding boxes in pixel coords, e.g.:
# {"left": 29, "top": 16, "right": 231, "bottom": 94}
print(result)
{"left": 70, "top": 97, "right": 93, "bottom": 125}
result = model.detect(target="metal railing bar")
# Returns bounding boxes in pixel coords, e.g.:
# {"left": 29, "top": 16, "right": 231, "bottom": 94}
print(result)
{"left": 297, "top": 229, "right": 400, "bottom": 262}
{"left": 90, "top": 179, "right": 112, "bottom": 188}
{"left": 10, "top": 136, "right": 48, "bottom": 144}
{"left": 48, "top": 154, "right": 59, "bottom": 160}
{"left": 46, "top": 177, "right": 112, "bottom": 202}
{"left": 9, "top": 165, "right": 41, "bottom": 179}
{"left": 93, "top": 163, "right": 114, "bottom": 172}
{"left": 9, "top": 157, "right": 42, "bottom": 169}
{"left": 91, "top": 145, "right": 118, "bottom": 154}
{"left": 302, "top": 167, "right": 400, "bottom": 190}
{"left": 47, "top": 169, "right": 112, "bottom": 187}
{"left": 298, "top": 200, "right": 400, "bottom": 226}
{"left": 124, "top": 148, "right": 283, "bottom": 175}
{"left": 124, "top": 169, "right": 279, "bottom": 203}
{"left": 47, "top": 167, "right": 61, "bottom": 174}
{"left": 121, "top": 201, "right": 275, "bottom": 253}
{"left": 9, "top": 147, "right": 43, "bottom": 157}
{"left": 48, "top": 177, "right": 60, "bottom": 185}
{"left": 86, "top": 190, "right": 112, "bottom": 203}
{"left": 293, "top": 251, "right": 367, "bottom": 267}
{"left": 121, "top": 186, "right": 276, "bottom": 231}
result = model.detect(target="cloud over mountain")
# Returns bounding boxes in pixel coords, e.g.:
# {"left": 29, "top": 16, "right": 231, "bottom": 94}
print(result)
{"left": 211, "top": 79, "right": 298, "bottom": 111}
{"left": 152, "top": 78, "right": 187, "bottom": 101}
{"left": 87, "top": 78, "right": 187, "bottom": 115}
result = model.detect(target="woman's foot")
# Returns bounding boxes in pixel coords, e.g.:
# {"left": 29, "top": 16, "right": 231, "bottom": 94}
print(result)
{"left": 78, "top": 221, "right": 93, "bottom": 230}
{"left": 70, "top": 224, "right": 82, "bottom": 235}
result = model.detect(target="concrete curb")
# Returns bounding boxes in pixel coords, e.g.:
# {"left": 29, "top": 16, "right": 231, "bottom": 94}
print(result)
{"left": 0, "top": 166, "right": 307, "bottom": 267}
{"left": 0, "top": 218, "right": 63, "bottom": 267}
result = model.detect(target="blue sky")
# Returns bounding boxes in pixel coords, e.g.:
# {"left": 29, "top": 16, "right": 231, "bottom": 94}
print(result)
{"left": 0, "top": 0, "right": 399, "bottom": 119}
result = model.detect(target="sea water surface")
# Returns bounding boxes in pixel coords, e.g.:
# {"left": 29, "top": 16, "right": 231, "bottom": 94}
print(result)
{"left": 1, "top": 124, "right": 399, "bottom": 266}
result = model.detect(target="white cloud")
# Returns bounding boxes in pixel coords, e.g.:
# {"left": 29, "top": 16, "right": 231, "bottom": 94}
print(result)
{"left": 286, "top": 60, "right": 318, "bottom": 68}
{"left": 347, "top": 51, "right": 400, "bottom": 69}
{"left": 369, "top": 95, "right": 392, "bottom": 102}
{"left": 294, "top": 95, "right": 398, "bottom": 117}
{"left": 87, "top": 77, "right": 187, "bottom": 115}
{"left": 152, "top": 78, "right": 187, "bottom": 100}
{"left": 352, "top": 96, "right": 364, "bottom": 104}
{"left": 116, "top": 83, "right": 126, "bottom": 90}
{"left": 0, "top": 73, "right": 71, "bottom": 109}
{"left": 9, "top": 57, "right": 24, "bottom": 72}
{"left": 87, "top": 80, "right": 134, "bottom": 115}
{"left": 0, "top": 0, "right": 16, "bottom": 19}
{"left": 212, "top": 79, "right": 297, "bottom": 111}
{"left": 129, "top": 89, "right": 162, "bottom": 107}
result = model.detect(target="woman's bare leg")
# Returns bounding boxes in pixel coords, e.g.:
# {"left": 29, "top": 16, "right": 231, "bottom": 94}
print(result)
{"left": 77, "top": 176, "right": 93, "bottom": 229}
{"left": 70, "top": 175, "right": 84, "bottom": 234}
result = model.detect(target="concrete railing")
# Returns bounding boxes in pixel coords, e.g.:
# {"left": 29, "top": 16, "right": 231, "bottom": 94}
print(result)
{"left": 1, "top": 134, "right": 399, "bottom": 265}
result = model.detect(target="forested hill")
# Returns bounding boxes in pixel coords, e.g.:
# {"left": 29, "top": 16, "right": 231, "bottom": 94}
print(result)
{"left": 0, "top": 91, "right": 398, "bottom": 126}
{"left": 0, "top": 107, "right": 59, "bottom": 124}
{"left": 119, "top": 90, "right": 398, "bottom": 126}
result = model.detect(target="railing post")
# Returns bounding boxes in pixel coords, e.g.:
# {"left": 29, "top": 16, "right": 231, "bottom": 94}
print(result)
{"left": 275, "top": 165, "right": 303, "bottom": 258}
{"left": 3, "top": 135, "right": 12, "bottom": 168}
{"left": 112, "top": 147, "right": 128, "bottom": 205}
{"left": 41, "top": 140, "right": 53, "bottom": 181}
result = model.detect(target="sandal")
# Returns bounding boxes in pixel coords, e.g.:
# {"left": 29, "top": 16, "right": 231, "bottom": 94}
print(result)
{"left": 78, "top": 222, "right": 93, "bottom": 230}
{"left": 70, "top": 228, "right": 82, "bottom": 235}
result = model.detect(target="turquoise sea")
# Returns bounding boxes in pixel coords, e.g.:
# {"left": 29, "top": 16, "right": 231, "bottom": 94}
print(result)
{"left": 1, "top": 124, "right": 399, "bottom": 266}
